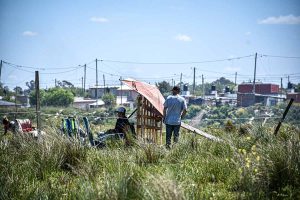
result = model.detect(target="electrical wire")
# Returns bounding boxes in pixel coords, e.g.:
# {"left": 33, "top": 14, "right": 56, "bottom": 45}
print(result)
{"left": 101, "top": 54, "right": 255, "bottom": 65}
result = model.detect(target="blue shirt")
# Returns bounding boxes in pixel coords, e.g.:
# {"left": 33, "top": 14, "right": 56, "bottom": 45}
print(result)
{"left": 163, "top": 95, "right": 187, "bottom": 125}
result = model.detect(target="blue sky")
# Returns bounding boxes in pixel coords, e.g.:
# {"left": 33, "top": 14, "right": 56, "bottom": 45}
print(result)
{"left": 1, "top": 0, "right": 300, "bottom": 90}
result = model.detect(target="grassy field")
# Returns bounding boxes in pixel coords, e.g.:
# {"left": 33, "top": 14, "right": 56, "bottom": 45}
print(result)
{"left": 0, "top": 120, "right": 299, "bottom": 199}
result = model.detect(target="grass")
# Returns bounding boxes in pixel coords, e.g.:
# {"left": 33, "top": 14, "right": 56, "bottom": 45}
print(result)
{"left": 0, "top": 123, "right": 300, "bottom": 200}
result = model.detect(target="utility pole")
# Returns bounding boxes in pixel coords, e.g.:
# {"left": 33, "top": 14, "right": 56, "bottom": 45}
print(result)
{"left": 193, "top": 67, "right": 196, "bottom": 95}
{"left": 202, "top": 74, "right": 204, "bottom": 99}
{"left": 35, "top": 71, "right": 41, "bottom": 134}
{"left": 288, "top": 75, "right": 290, "bottom": 83}
{"left": 252, "top": 53, "right": 257, "bottom": 94}
{"left": 280, "top": 77, "right": 283, "bottom": 94}
{"left": 0, "top": 60, "right": 2, "bottom": 83}
{"left": 180, "top": 73, "right": 182, "bottom": 91}
{"left": 235, "top": 72, "right": 237, "bottom": 86}
{"left": 81, "top": 77, "right": 83, "bottom": 96}
{"left": 96, "top": 59, "right": 98, "bottom": 106}
{"left": 84, "top": 64, "right": 86, "bottom": 96}
{"left": 103, "top": 74, "right": 106, "bottom": 93}
{"left": 55, "top": 78, "right": 57, "bottom": 87}
{"left": 120, "top": 76, "right": 123, "bottom": 105}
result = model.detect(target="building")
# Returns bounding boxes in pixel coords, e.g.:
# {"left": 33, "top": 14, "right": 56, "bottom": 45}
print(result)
{"left": 89, "top": 85, "right": 139, "bottom": 105}
{"left": 89, "top": 85, "right": 119, "bottom": 98}
{"left": 116, "top": 85, "right": 139, "bottom": 102}
{"left": 237, "top": 83, "right": 284, "bottom": 107}
{"left": 287, "top": 93, "right": 300, "bottom": 103}
{"left": 0, "top": 100, "right": 21, "bottom": 108}
{"left": 73, "top": 97, "right": 104, "bottom": 110}
{"left": 16, "top": 95, "right": 30, "bottom": 107}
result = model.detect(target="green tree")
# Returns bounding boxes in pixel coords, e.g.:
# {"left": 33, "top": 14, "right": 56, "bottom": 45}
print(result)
{"left": 156, "top": 81, "right": 172, "bottom": 97}
{"left": 102, "top": 92, "right": 116, "bottom": 108}
{"left": 44, "top": 88, "right": 74, "bottom": 106}
{"left": 29, "top": 89, "right": 46, "bottom": 106}
{"left": 29, "top": 88, "right": 74, "bottom": 107}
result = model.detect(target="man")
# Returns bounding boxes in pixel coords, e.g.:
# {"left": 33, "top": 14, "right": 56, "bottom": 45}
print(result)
{"left": 113, "top": 107, "right": 131, "bottom": 134}
{"left": 163, "top": 86, "right": 187, "bottom": 148}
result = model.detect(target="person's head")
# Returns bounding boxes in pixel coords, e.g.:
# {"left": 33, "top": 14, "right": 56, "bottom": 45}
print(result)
{"left": 116, "top": 107, "right": 126, "bottom": 118}
{"left": 3, "top": 116, "right": 8, "bottom": 122}
{"left": 171, "top": 86, "right": 180, "bottom": 95}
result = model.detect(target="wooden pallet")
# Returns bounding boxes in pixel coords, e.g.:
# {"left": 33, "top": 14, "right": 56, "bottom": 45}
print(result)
{"left": 136, "top": 95, "right": 163, "bottom": 144}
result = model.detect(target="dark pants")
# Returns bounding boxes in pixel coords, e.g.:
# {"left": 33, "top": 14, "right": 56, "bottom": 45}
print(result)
{"left": 166, "top": 124, "right": 181, "bottom": 147}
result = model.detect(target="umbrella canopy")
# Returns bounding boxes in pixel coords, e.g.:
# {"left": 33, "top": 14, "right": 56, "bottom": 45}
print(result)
{"left": 122, "top": 78, "right": 165, "bottom": 115}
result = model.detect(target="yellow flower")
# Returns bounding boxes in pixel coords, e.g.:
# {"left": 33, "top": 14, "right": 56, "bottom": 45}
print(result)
{"left": 254, "top": 168, "right": 258, "bottom": 173}
{"left": 256, "top": 156, "right": 260, "bottom": 161}
{"left": 246, "top": 163, "right": 250, "bottom": 168}
{"left": 246, "top": 136, "right": 251, "bottom": 140}
{"left": 239, "top": 168, "right": 242, "bottom": 173}
{"left": 252, "top": 151, "right": 257, "bottom": 155}
{"left": 242, "top": 149, "right": 247, "bottom": 155}
{"left": 251, "top": 145, "right": 256, "bottom": 150}
{"left": 225, "top": 158, "right": 229, "bottom": 162}
{"left": 238, "top": 149, "right": 242, "bottom": 153}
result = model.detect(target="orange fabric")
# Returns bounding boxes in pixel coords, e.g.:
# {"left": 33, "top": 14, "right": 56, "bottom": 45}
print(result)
{"left": 122, "top": 79, "right": 165, "bottom": 116}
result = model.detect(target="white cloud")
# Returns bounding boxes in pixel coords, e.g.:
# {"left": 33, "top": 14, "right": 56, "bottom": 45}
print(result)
{"left": 90, "top": 17, "right": 109, "bottom": 23}
{"left": 225, "top": 67, "right": 240, "bottom": 72}
{"left": 22, "top": 31, "right": 38, "bottom": 36}
{"left": 174, "top": 34, "right": 192, "bottom": 42}
{"left": 258, "top": 14, "right": 300, "bottom": 25}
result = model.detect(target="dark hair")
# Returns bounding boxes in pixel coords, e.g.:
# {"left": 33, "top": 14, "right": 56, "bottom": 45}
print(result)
{"left": 172, "top": 86, "right": 180, "bottom": 92}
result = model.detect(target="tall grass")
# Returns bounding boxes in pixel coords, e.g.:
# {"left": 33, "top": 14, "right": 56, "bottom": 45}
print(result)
{"left": 0, "top": 124, "right": 299, "bottom": 199}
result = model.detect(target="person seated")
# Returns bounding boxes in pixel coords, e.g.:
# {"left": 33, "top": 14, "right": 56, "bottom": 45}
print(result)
{"left": 106, "top": 107, "right": 131, "bottom": 135}
{"left": 2, "top": 116, "right": 16, "bottom": 134}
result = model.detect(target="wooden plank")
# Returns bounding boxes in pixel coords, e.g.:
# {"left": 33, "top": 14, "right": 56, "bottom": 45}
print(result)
{"left": 137, "top": 125, "right": 162, "bottom": 130}
{"left": 181, "top": 122, "right": 221, "bottom": 142}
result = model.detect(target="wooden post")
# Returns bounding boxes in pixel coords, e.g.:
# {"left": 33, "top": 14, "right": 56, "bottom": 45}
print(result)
{"left": 35, "top": 71, "right": 41, "bottom": 134}
{"left": 274, "top": 98, "right": 294, "bottom": 135}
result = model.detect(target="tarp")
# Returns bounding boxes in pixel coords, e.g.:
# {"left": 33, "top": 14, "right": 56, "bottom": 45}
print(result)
{"left": 122, "top": 78, "right": 165, "bottom": 115}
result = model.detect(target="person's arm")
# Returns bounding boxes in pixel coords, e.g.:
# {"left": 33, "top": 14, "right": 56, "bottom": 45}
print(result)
{"left": 163, "top": 98, "right": 168, "bottom": 123}
{"left": 181, "top": 109, "right": 187, "bottom": 119}
{"left": 163, "top": 107, "right": 167, "bottom": 123}
{"left": 181, "top": 99, "right": 188, "bottom": 119}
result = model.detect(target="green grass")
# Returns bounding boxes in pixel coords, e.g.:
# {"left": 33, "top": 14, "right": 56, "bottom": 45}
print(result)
{"left": 0, "top": 123, "right": 300, "bottom": 200}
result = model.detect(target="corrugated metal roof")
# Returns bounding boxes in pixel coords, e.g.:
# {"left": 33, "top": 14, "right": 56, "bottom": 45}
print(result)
{"left": 0, "top": 100, "right": 21, "bottom": 106}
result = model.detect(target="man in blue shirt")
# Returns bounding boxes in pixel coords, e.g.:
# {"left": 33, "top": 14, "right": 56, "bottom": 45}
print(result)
{"left": 163, "top": 86, "right": 187, "bottom": 148}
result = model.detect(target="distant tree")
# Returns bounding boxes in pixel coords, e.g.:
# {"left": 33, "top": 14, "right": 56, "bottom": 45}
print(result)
{"left": 14, "top": 86, "right": 23, "bottom": 95}
{"left": 156, "top": 81, "right": 172, "bottom": 96}
{"left": 29, "top": 89, "right": 46, "bottom": 106}
{"left": 212, "top": 77, "right": 235, "bottom": 92}
{"left": 44, "top": 88, "right": 74, "bottom": 107}
{"left": 102, "top": 92, "right": 116, "bottom": 108}
{"left": 29, "top": 88, "right": 74, "bottom": 107}
{"left": 57, "top": 80, "right": 74, "bottom": 88}
{"left": 24, "top": 80, "right": 35, "bottom": 95}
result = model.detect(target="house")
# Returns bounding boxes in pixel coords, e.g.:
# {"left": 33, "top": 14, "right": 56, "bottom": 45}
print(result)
{"left": 89, "top": 85, "right": 119, "bottom": 98}
{"left": 89, "top": 84, "right": 139, "bottom": 105}
{"left": 237, "top": 83, "right": 284, "bottom": 107}
{"left": 287, "top": 93, "right": 300, "bottom": 103}
{"left": 73, "top": 97, "right": 105, "bottom": 110}
{"left": 0, "top": 100, "right": 21, "bottom": 108}
{"left": 116, "top": 84, "right": 139, "bottom": 102}
{"left": 16, "top": 95, "right": 30, "bottom": 107}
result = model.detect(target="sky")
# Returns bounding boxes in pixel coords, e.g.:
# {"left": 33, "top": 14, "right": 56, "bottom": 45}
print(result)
{"left": 0, "top": 0, "right": 300, "bottom": 90}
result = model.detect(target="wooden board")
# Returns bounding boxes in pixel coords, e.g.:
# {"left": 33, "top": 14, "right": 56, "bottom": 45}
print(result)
{"left": 181, "top": 122, "right": 222, "bottom": 142}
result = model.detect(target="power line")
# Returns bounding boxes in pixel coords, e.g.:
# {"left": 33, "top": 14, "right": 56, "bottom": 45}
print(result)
{"left": 102, "top": 54, "right": 255, "bottom": 65}
{"left": 260, "top": 54, "right": 300, "bottom": 59}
